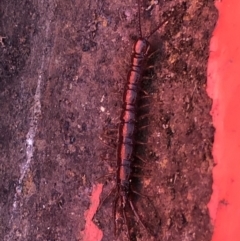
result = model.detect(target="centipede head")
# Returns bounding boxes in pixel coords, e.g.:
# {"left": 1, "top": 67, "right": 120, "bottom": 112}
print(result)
{"left": 134, "top": 38, "right": 150, "bottom": 56}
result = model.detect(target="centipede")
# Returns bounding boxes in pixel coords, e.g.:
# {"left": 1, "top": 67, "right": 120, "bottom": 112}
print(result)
{"left": 98, "top": 1, "right": 171, "bottom": 240}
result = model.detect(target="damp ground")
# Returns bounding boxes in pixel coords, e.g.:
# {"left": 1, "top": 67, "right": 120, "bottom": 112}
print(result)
{"left": 0, "top": 0, "right": 217, "bottom": 240}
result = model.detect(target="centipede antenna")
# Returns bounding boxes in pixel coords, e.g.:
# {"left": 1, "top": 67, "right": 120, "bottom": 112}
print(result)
{"left": 137, "top": 0, "right": 143, "bottom": 37}
{"left": 146, "top": 14, "right": 171, "bottom": 40}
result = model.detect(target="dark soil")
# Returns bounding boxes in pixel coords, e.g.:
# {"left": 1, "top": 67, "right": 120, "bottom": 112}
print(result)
{"left": 0, "top": 0, "right": 217, "bottom": 241}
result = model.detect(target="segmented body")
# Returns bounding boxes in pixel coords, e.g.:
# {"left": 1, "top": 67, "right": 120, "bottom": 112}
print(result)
{"left": 114, "top": 38, "right": 151, "bottom": 236}
{"left": 117, "top": 38, "right": 150, "bottom": 206}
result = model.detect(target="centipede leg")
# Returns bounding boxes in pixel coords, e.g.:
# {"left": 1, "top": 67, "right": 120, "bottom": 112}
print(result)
{"left": 96, "top": 172, "right": 114, "bottom": 182}
{"left": 106, "top": 128, "right": 119, "bottom": 132}
{"left": 136, "top": 141, "right": 148, "bottom": 145}
{"left": 131, "top": 173, "right": 151, "bottom": 178}
{"left": 101, "top": 134, "right": 117, "bottom": 141}
{"left": 139, "top": 102, "right": 150, "bottom": 107}
{"left": 139, "top": 94, "right": 152, "bottom": 100}
{"left": 138, "top": 113, "right": 151, "bottom": 120}
{"left": 132, "top": 190, "right": 160, "bottom": 235}
{"left": 134, "top": 154, "right": 148, "bottom": 163}
{"left": 132, "top": 163, "right": 151, "bottom": 169}
{"left": 132, "top": 189, "right": 152, "bottom": 199}
{"left": 102, "top": 141, "right": 116, "bottom": 150}
{"left": 97, "top": 186, "right": 116, "bottom": 212}
{"left": 138, "top": 124, "right": 149, "bottom": 130}
{"left": 123, "top": 206, "right": 131, "bottom": 240}
{"left": 146, "top": 65, "right": 155, "bottom": 69}
{"left": 147, "top": 49, "right": 160, "bottom": 59}
{"left": 139, "top": 87, "right": 149, "bottom": 96}
{"left": 128, "top": 198, "right": 150, "bottom": 235}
